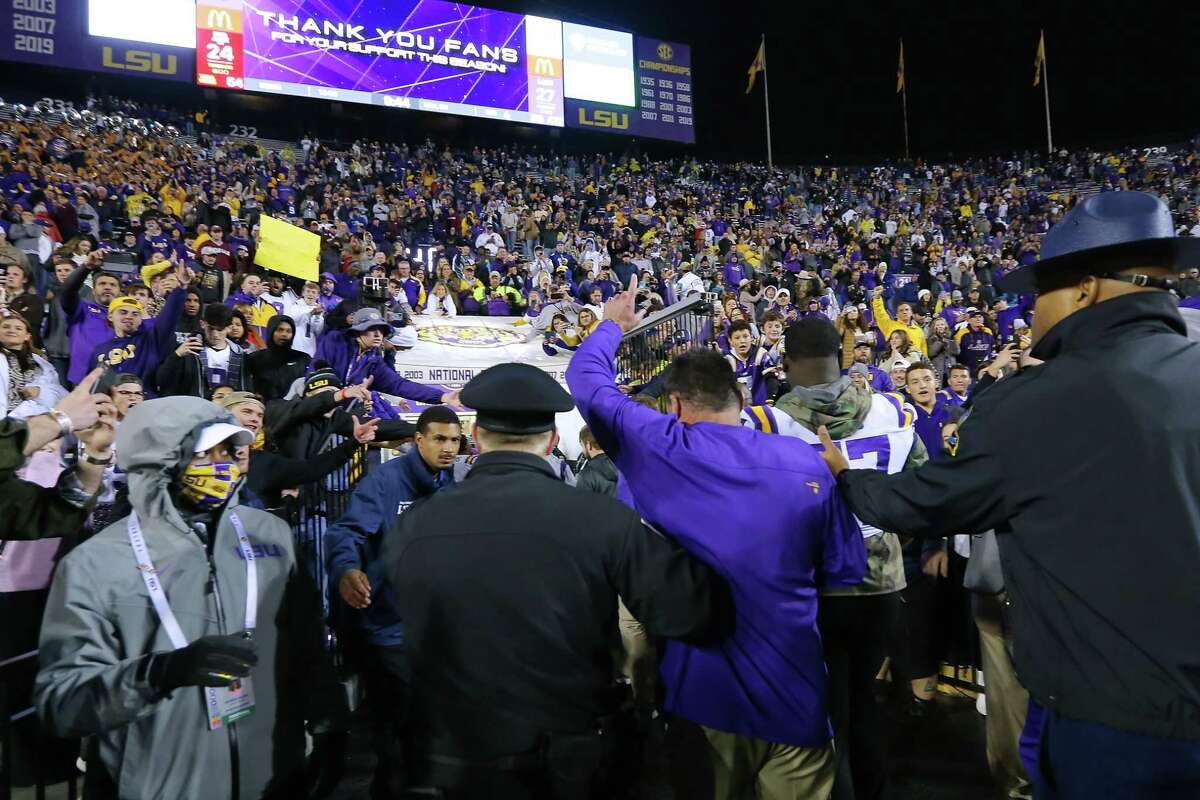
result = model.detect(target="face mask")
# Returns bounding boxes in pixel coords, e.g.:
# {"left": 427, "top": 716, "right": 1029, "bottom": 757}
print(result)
{"left": 180, "top": 461, "right": 242, "bottom": 509}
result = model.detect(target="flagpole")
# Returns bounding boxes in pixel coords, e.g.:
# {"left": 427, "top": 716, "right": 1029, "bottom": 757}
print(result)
{"left": 1040, "top": 30, "right": 1054, "bottom": 155}
{"left": 900, "top": 38, "right": 910, "bottom": 159}
{"left": 761, "top": 34, "right": 774, "bottom": 170}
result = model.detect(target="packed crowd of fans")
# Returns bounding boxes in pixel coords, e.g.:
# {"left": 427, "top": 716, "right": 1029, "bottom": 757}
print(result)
{"left": 2, "top": 94, "right": 1200, "bottom": 799}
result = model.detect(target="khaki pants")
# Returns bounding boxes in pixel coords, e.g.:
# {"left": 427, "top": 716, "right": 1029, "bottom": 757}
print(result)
{"left": 975, "top": 595, "right": 1033, "bottom": 800}
{"left": 702, "top": 727, "right": 834, "bottom": 800}
{"left": 617, "top": 598, "right": 657, "bottom": 703}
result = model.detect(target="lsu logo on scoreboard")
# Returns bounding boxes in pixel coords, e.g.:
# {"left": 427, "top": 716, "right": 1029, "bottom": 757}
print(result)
{"left": 101, "top": 48, "right": 178, "bottom": 74}
{"left": 576, "top": 108, "right": 629, "bottom": 130}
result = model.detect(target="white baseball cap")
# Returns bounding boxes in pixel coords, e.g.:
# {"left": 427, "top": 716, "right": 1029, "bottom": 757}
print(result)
{"left": 193, "top": 422, "right": 254, "bottom": 454}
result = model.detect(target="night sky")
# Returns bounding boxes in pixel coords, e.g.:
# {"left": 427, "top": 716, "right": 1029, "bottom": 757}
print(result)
{"left": 504, "top": 0, "right": 1200, "bottom": 162}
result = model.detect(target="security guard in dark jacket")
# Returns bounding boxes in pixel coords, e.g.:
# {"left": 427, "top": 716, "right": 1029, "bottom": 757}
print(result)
{"left": 818, "top": 192, "right": 1200, "bottom": 800}
{"left": 382, "top": 363, "right": 732, "bottom": 799}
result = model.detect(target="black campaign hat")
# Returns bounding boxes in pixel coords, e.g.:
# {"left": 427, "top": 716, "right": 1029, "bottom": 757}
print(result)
{"left": 999, "top": 191, "right": 1200, "bottom": 293}
{"left": 460, "top": 363, "right": 574, "bottom": 435}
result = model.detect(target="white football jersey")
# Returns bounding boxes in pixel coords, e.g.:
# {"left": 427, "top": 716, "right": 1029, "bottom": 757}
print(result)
{"left": 742, "top": 392, "right": 917, "bottom": 537}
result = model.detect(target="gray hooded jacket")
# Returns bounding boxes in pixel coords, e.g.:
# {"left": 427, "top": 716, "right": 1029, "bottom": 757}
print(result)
{"left": 35, "top": 397, "right": 346, "bottom": 800}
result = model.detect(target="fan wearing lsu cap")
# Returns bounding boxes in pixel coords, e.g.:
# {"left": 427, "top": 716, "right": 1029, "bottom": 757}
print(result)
{"left": 36, "top": 397, "right": 349, "bottom": 799}
{"left": 88, "top": 264, "right": 194, "bottom": 396}
{"left": 818, "top": 191, "right": 1200, "bottom": 799}
{"left": 742, "top": 316, "right": 924, "bottom": 800}
{"left": 382, "top": 361, "right": 731, "bottom": 799}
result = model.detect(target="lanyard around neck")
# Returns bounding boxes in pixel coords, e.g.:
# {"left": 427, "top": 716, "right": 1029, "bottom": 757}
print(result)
{"left": 128, "top": 510, "right": 257, "bottom": 648}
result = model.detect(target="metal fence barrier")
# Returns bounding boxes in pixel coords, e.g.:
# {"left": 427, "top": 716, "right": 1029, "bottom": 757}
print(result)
{"left": 615, "top": 295, "right": 716, "bottom": 389}
{"left": 280, "top": 443, "right": 373, "bottom": 672}
{"left": 0, "top": 649, "right": 78, "bottom": 800}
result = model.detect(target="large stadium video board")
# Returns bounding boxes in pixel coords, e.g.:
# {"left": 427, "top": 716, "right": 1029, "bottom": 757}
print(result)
{"left": 196, "top": 0, "right": 566, "bottom": 127}
{"left": 194, "top": 0, "right": 693, "bottom": 141}
{"left": 0, "top": 0, "right": 694, "bottom": 143}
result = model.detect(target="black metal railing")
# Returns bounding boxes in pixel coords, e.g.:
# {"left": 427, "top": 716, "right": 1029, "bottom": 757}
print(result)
{"left": 281, "top": 443, "right": 374, "bottom": 671}
{"left": 0, "top": 650, "right": 78, "bottom": 800}
{"left": 616, "top": 295, "right": 716, "bottom": 389}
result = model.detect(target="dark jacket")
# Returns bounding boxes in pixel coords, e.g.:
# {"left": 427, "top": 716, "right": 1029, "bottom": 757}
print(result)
{"left": 382, "top": 451, "right": 731, "bottom": 761}
{"left": 268, "top": 391, "right": 415, "bottom": 461}
{"left": 837, "top": 292, "right": 1200, "bottom": 739}
{"left": 246, "top": 315, "right": 311, "bottom": 401}
{"left": 155, "top": 341, "right": 250, "bottom": 398}
{"left": 245, "top": 442, "right": 361, "bottom": 510}
{"left": 325, "top": 445, "right": 452, "bottom": 646}
{"left": 0, "top": 418, "right": 95, "bottom": 541}
{"left": 576, "top": 453, "right": 618, "bottom": 497}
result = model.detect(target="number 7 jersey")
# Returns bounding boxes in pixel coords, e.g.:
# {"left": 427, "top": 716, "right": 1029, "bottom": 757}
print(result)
{"left": 742, "top": 392, "right": 920, "bottom": 539}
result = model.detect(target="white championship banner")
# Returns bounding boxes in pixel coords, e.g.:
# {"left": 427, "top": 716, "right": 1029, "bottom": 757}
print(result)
{"left": 391, "top": 316, "right": 585, "bottom": 459}
{"left": 397, "top": 316, "right": 573, "bottom": 388}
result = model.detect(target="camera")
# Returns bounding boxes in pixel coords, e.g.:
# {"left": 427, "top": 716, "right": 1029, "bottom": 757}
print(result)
{"left": 100, "top": 251, "right": 136, "bottom": 275}
{"left": 360, "top": 275, "right": 389, "bottom": 302}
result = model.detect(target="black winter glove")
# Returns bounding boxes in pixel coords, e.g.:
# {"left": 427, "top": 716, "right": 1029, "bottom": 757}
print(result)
{"left": 146, "top": 633, "right": 258, "bottom": 692}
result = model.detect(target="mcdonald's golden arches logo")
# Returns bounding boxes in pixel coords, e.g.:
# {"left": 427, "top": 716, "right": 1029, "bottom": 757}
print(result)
{"left": 198, "top": 3, "right": 243, "bottom": 33}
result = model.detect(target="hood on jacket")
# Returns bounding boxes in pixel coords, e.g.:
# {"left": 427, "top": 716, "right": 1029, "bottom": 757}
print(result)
{"left": 116, "top": 397, "right": 244, "bottom": 533}
{"left": 774, "top": 376, "right": 872, "bottom": 439}
{"left": 266, "top": 314, "right": 297, "bottom": 353}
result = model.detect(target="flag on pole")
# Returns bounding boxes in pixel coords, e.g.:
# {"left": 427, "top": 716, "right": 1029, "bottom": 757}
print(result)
{"left": 1033, "top": 30, "right": 1046, "bottom": 87}
{"left": 896, "top": 39, "right": 905, "bottom": 94}
{"left": 746, "top": 40, "right": 766, "bottom": 94}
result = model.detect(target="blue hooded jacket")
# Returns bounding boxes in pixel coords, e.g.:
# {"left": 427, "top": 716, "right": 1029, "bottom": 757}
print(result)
{"left": 325, "top": 445, "right": 454, "bottom": 646}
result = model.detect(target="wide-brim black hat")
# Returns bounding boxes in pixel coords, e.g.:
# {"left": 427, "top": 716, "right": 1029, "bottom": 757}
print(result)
{"left": 999, "top": 191, "right": 1200, "bottom": 294}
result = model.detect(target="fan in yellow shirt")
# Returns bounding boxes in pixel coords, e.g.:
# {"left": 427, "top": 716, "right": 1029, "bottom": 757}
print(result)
{"left": 125, "top": 189, "right": 152, "bottom": 219}
{"left": 870, "top": 286, "right": 927, "bottom": 356}
{"left": 159, "top": 182, "right": 186, "bottom": 217}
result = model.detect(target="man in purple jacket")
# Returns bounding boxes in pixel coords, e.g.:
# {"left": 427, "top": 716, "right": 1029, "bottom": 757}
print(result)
{"left": 312, "top": 307, "right": 459, "bottom": 407}
{"left": 722, "top": 251, "right": 748, "bottom": 287}
{"left": 60, "top": 256, "right": 124, "bottom": 386}
{"left": 566, "top": 278, "right": 866, "bottom": 800}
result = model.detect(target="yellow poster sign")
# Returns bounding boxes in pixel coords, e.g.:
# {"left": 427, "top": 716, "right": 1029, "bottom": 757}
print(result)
{"left": 254, "top": 214, "right": 319, "bottom": 281}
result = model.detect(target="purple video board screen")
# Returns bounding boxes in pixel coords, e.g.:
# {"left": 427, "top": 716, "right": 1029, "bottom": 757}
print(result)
{"left": 198, "top": 0, "right": 565, "bottom": 127}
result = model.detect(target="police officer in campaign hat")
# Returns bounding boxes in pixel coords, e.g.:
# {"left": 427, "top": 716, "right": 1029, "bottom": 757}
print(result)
{"left": 816, "top": 191, "right": 1200, "bottom": 799}
{"left": 382, "top": 362, "right": 732, "bottom": 799}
